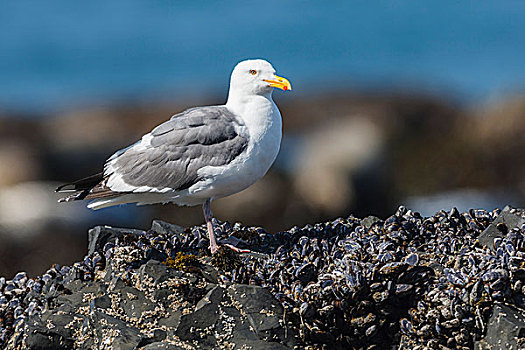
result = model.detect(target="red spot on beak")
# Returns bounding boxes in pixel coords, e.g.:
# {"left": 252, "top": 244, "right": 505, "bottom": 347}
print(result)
{"left": 283, "top": 86, "right": 288, "bottom": 91}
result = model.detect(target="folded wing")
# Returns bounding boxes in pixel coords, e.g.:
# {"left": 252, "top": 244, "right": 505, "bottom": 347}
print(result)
{"left": 56, "top": 106, "right": 249, "bottom": 202}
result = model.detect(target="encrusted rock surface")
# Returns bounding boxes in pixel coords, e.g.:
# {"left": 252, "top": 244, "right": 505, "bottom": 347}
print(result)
{"left": 2, "top": 206, "right": 525, "bottom": 349}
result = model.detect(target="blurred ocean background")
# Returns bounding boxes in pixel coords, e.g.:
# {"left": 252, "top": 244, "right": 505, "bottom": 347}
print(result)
{"left": 1, "top": 1, "right": 525, "bottom": 277}
{"left": 2, "top": 1, "right": 525, "bottom": 112}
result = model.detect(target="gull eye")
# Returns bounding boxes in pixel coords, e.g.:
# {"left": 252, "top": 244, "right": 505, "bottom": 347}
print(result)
{"left": 249, "top": 69, "right": 257, "bottom": 75}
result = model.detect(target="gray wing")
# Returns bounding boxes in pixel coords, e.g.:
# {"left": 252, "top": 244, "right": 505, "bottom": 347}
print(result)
{"left": 108, "top": 106, "right": 249, "bottom": 191}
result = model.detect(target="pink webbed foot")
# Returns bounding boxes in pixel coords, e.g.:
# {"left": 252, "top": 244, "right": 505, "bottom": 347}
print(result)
{"left": 203, "top": 199, "right": 251, "bottom": 254}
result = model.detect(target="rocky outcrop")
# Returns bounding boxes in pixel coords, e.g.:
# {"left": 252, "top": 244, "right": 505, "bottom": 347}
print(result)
{"left": 2, "top": 206, "right": 525, "bottom": 349}
{"left": 478, "top": 206, "right": 525, "bottom": 251}
{"left": 475, "top": 303, "right": 525, "bottom": 350}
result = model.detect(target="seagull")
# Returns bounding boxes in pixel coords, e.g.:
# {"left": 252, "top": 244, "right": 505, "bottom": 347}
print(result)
{"left": 56, "top": 59, "right": 291, "bottom": 254}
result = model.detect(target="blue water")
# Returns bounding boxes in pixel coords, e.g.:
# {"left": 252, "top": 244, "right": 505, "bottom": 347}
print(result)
{"left": 1, "top": 1, "right": 525, "bottom": 113}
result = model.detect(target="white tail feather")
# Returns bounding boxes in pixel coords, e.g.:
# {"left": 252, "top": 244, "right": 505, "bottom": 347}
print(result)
{"left": 87, "top": 197, "right": 133, "bottom": 210}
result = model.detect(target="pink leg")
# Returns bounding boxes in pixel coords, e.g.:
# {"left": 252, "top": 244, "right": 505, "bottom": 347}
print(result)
{"left": 203, "top": 199, "right": 219, "bottom": 254}
{"left": 202, "top": 199, "right": 252, "bottom": 254}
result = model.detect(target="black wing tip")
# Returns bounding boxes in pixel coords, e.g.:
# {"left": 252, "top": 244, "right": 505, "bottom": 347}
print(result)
{"left": 56, "top": 183, "right": 84, "bottom": 193}
{"left": 56, "top": 184, "right": 73, "bottom": 193}
{"left": 56, "top": 172, "right": 104, "bottom": 193}
{"left": 57, "top": 190, "right": 89, "bottom": 203}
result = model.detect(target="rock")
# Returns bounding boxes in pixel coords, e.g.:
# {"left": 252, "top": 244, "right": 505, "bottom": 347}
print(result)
{"left": 138, "top": 260, "right": 182, "bottom": 285}
{"left": 151, "top": 220, "right": 185, "bottom": 236}
{"left": 475, "top": 303, "right": 525, "bottom": 349}
{"left": 158, "top": 310, "right": 182, "bottom": 328}
{"left": 38, "top": 312, "right": 76, "bottom": 342}
{"left": 198, "top": 264, "right": 219, "bottom": 284}
{"left": 137, "top": 329, "right": 167, "bottom": 348}
{"left": 139, "top": 342, "right": 185, "bottom": 350}
{"left": 195, "top": 285, "right": 223, "bottom": 310}
{"left": 54, "top": 282, "right": 104, "bottom": 313}
{"left": 478, "top": 206, "right": 525, "bottom": 250}
{"left": 176, "top": 286, "right": 223, "bottom": 341}
{"left": 17, "top": 315, "right": 74, "bottom": 350}
{"left": 217, "top": 305, "right": 290, "bottom": 350}
{"left": 87, "top": 310, "right": 143, "bottom": 350}
{"left": 118, "top": 286, "right": 155, "bottom": 319}
{"left": 88, "top": 225, "right": 144, "bottom": 255}
{"left": 228, "top": 284, "right": 297, "bottom": 347}
{"left": 152, "top": 288, "right": 173, "bottom": 307}
{"left": 20, "top": 329, "right": 73, "bottom": 350}
{"left": 145, "top": 248, "right": 168, "bottom": 262}
{"left": 361, "top": 215, "right": 383, "bottom": 229}
{"left": 10, "top": 206, "right": 525, "bottom": 349}
{"left": 90, "top": 295, "right": 111, "bottom": 309}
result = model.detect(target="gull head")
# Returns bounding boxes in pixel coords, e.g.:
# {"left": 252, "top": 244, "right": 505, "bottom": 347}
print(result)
{"left": 228, "top": 59, "right": 292, "bottom": 97}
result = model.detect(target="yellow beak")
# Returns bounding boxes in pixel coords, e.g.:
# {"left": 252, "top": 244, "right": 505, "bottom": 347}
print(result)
{"left": 264, "top": 74, "right": 292, "bottom": 91}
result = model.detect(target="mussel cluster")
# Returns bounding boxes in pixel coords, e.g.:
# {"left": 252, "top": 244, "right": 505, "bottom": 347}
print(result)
{"left": 214, "top": 206, "right": 519, "bottom": 349}
{"left": 2, "top": 206, "right": 525, "bottom": 349}
{"left": 0, "top": 253, "right": 105, "bottom": 346}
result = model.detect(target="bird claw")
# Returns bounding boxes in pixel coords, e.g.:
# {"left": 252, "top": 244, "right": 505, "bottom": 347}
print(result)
{"left": 209, "top": 243, "right": 219, "bottom": 254}
{"left": 223, "top": 244, "right": 251, "bottom": 253}
{"left": 210, "top": 243, "right": 251, "bottom": 254}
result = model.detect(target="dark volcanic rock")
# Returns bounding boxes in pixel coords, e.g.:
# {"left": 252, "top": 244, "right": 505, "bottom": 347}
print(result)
{"left": 478, "top": 205, "right": 525, "bottom": 250}
{"left": 88, "top": 310, "right": 143, "bottom": 349}
{"left": 118, "top": 286, "right": 155, "bottom": 319}
{"left": 140, "top": 342, "right": 185, "bottom": 350}
{"left": 228, "top": 284, "right": 297, "bottom": 348}
{"left": 138, "top": 260, "right": 182, "bottom": 285}
{"left": 88, "top": 225, "right": 144, "bottom": 255}
{"left": 475, "top": 303, "right": 525, "bottom": 350}
{"left": 5, "top": 207, "right": 525, "bottom": 349}
{"left": 157, "top": 310, "right": 181, "bottom": 328}
{"left": 91, "top": 295, "right": 111, "bottom": 309}
{"left": 176, "top": 286, "right": 223, "bottom": 341}
{"left": 20, "top": 316, "right": 74, "bottom": 350}
{"left": 361, "top": 215, "right": 383, "bottom": 229}
{"left": 217, "top": 304, "right": 290, "bottom": 350}
{"left": 151, "top": 220, "right": 185, "bottom": 236}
